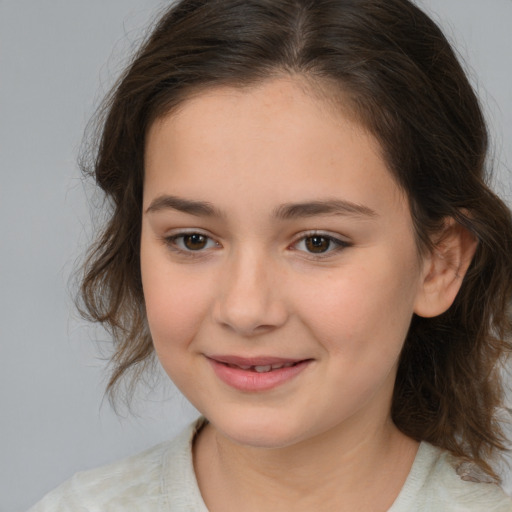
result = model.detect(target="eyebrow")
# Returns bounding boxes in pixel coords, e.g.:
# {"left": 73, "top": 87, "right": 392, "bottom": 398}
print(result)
{"left": 273, "top": 199, "right": 378, "bottom": 220}
{"left": 145, "top": 194, "right": 377, "bottom": 219}
{"left": 145, "top": 195, "right": 223, "bottom": 217}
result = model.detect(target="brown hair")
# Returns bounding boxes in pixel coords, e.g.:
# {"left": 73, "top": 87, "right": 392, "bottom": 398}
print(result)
{"left": 79, "top": 0, "right": 512, "bottom": 479}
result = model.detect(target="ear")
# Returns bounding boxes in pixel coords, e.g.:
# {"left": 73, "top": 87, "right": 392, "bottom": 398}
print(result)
{"left": 414, "top": 219, "right": 478, "bottom": 318}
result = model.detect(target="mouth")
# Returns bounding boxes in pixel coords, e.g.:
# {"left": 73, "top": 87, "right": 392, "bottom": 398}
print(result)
{"left": 206, "top": 355, "right": 312, "bottom": 392}
{"left": 209, "top": 355, "right": 307, "bottom": 371}
{"left": 225, "top": 361, "right": 298, "bottom": 373}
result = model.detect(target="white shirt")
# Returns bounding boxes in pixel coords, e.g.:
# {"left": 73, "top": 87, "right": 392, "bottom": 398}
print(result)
{"left": 29, "top": 418, "right": 512, "bottom": 511}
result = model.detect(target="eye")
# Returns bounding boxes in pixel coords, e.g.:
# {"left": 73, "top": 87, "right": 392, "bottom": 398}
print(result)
{"left": 293, "top": 233, "right": 349, "bottom": 255}
{"left": 166, "top": 232, "right": 219, "bottom": 252}
{"left": 304, "top": 235, "right": 332, "bottom": 253}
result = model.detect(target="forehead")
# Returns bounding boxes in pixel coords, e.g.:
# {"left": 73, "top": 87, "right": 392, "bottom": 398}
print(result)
{"left": 143, "top": 78, "right": 406, "bottom": 216}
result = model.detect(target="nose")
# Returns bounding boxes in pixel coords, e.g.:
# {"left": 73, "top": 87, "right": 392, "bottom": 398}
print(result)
{"left": 213, "top": 249, "right": 288, "bottom": 336}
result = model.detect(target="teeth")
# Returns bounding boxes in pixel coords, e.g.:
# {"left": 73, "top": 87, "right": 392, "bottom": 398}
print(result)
{"left": 226, "top": 361, "right": 298, "bottom": 372}
{"left": 254, "top": 365, "right": 272, "bottom": 373}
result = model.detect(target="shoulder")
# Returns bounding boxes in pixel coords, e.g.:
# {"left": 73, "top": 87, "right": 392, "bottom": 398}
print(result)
{"left": 391, "top": 442, "right": 512, "bottom": 512}
{"left": 28, "top": 441, "right": 172, "bottom": 511}
{"left": 28, "top": 419, "right": 207, "bottom": 512}
{"left": 430, "top": 446, "right": 512, "bottom": 510}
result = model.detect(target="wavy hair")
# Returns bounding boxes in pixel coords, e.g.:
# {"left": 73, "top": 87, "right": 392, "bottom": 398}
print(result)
{"left": 79, "top": 0, "right": 512, "bottom": 479}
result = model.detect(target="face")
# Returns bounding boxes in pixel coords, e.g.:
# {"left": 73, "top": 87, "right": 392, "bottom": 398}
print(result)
{"left": 141, "top": 78, "right": 429, "bottom": 449}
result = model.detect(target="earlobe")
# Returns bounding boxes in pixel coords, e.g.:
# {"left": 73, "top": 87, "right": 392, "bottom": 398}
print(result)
{"left": 414, "top": 219, "right": 478, "bottom": 318}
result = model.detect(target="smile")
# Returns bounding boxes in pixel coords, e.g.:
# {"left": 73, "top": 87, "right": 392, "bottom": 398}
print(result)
{"left": 226, "top": 362, "right": 297, "bottom": 373}
{"left": 206, "top": 355, "right": 312, "bottom": 392}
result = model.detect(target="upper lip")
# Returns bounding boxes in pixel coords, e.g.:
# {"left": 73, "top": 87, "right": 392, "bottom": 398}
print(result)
{"left": 207, "top": 355, "right": 308, "bottom": 366}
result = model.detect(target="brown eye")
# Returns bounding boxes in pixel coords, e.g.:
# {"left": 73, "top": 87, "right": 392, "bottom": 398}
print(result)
{"left": 183, "top": 233, "right": 208, "bottom": 250}
{"left": 166, "top": 232, "right": 218, "bottom": 254}
{"left": 305, "top": 235, "right": 331, "bottom": 253}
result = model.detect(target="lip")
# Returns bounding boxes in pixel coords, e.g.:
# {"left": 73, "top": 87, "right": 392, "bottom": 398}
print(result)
{"left": 206, "top": 355, "right": 312, "bottom": 392}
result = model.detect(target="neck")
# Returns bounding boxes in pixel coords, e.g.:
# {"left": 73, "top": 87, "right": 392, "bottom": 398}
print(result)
{"left": 194, "top": 416, "right": 418, "bottom": 512}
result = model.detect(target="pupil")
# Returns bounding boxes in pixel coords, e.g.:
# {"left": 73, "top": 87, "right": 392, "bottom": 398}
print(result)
{"left": 184, "top": 234, "right": 207, "bottom": 250}
{"left": 306, "top": 236, "right": 330, "bottom": 253}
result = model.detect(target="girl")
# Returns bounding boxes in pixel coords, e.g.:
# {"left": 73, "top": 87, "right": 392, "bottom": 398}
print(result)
{"left": 31, "top": 0, "right": 512, "bottom": 510}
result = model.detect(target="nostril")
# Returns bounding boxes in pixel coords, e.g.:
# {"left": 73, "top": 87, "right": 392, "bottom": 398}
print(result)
{"left": 212, "top": 266, "right": 288, "bottom": 334}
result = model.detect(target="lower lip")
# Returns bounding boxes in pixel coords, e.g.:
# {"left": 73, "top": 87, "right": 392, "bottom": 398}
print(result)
{"left": 208, "top": 359, "right": 311, "bottom": 392}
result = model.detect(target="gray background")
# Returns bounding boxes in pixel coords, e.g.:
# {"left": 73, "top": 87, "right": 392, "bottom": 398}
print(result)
{"left": 1, "top": 1, "right": 511, "bottom": 510}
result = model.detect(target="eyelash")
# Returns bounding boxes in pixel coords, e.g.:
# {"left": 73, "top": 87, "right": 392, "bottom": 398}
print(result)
{"left": 163, "top": 231, "right": 351, "bottom": 258}
{"left": 290, "top": 232, "right": 351, "bottom": 258}
{"left": 164, "top": 232, "right": 220, "bottom": 255}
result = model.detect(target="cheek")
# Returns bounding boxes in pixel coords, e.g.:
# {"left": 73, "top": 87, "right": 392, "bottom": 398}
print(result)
{"left": 141, "top": 248, "right": 212, "bottom": 354}
{"left": 296, "top": 256, "right": 420, "bottom": 360}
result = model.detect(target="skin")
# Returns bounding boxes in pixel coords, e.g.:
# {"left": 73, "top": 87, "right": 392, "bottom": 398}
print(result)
{"left": 140, "top": 78, "right": 471, "bottom": 511}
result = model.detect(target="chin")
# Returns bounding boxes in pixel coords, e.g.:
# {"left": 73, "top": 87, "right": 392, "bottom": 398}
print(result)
{"left": 206, "top": 410, "right": 311, "bottom": 449}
